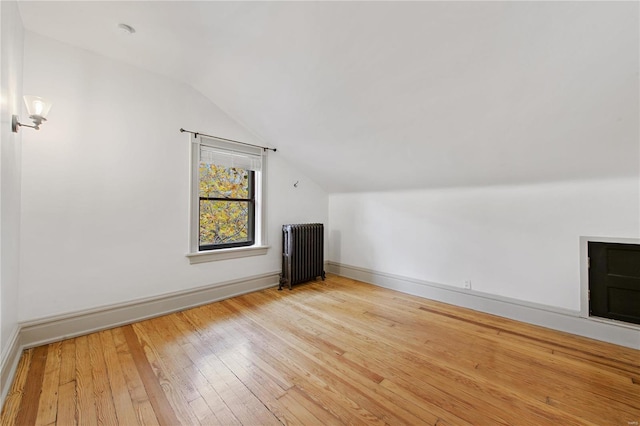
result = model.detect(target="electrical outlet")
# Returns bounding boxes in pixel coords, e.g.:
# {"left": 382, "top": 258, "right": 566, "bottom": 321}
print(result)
{"left": 464, "top": 280, "right": 472, "bottom": 290}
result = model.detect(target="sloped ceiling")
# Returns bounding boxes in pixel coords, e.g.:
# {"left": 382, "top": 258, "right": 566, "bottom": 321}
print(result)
{"left": 18, "top": 1, "right": 639, "bottom": 192}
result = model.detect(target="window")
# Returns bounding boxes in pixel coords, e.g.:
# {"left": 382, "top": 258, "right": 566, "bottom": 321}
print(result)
{"left": 189, "top": 134, "right": 267, "bottom": 260}
{"left": 199, "top": 163, "right": 255, "bottom": 249}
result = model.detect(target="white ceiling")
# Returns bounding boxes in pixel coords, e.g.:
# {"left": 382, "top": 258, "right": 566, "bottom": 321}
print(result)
{"left": 18, "top": 1, "right": 639, "bottom": 192}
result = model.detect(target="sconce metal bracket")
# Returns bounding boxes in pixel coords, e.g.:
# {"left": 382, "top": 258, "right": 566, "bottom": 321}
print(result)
{"left": 11, "top": 115, "right": 19, "bottom": 133}
{"left": 11, "top": 114, "right": 40, "bottom": 133}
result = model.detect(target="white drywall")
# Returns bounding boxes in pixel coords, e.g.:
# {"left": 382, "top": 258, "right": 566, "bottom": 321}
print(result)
{"left": 0, "top": 0, "right": 23, "bottom": 361}
{"left": 19, "top": 32, "right": 327, "bottom": 321}
{"left": 329, "top": 178, "right": 640, "bottom": 311}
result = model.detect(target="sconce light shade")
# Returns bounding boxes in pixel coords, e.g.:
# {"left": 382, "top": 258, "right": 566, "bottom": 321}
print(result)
{"left": 11, "top": 95, "right": 52, "bottom": 133}
{"left": 24, "top": 95, "right": 52, "bottom": 123}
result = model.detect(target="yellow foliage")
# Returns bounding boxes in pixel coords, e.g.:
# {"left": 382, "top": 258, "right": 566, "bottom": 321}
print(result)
{"left": 199, "top": 164, "right": 251, "bottom": 246}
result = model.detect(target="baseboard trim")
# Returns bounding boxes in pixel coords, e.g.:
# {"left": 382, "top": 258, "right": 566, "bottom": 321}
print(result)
{"left": 20, "top": 271, "right": 280, "bottom": 349}
{"left": 1, "top": 326, "right": 22, "bottom": 405}
{"left": 326, "top": 261, "right": 640, "bottom": 349}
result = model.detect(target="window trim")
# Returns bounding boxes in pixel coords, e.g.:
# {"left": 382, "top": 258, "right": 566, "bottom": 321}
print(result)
{"left": 186, "top": 244, "right": 269, "bottom": 264}
{"left": 188, "top": 133, "right": 268, "bottom": 262}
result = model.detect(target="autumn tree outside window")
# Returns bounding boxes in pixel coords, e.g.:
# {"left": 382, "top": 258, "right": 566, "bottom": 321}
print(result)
{"left": 189, "top": 135, "right": 265, "bottom": 254}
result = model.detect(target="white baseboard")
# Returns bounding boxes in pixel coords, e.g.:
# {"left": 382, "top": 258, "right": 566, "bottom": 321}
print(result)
{"left": 326, "top": 261, "right": 640, "bottom": 350}
{"left": 1, "top": 325, "right": 22, "bottom": 405}
{"left": 20, "top": 271, "right": 280, "bottom": 349}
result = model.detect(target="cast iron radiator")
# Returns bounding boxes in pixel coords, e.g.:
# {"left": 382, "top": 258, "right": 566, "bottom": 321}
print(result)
{"left": 279, "top": 223, "right": 326, "bottom": 290}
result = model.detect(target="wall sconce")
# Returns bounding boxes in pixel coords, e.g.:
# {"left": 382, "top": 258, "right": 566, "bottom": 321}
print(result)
{"left": 11, "top": 95, "right": 52, "bottom": 133}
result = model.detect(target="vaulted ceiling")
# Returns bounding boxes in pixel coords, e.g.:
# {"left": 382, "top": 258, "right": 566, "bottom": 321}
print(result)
{"left": 18, "top": 1, "right": 639, "bottom": 192}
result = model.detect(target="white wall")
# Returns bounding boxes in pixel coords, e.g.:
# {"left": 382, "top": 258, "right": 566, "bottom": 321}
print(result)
{"left": 19, "top": 32, "right": 327, "bottom": 321}
{"left": 329, "top": 178, "right": 640, "bottom": 311}
{"left": 0, "top": 0, "right": 23, "bottom": 365}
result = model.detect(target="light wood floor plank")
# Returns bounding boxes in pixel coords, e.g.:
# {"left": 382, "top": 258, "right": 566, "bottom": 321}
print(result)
{"left": 100, "top": 329, "right": 141, "bottom": 425}
{"left": 3, "top": 275, "right": 639, "bottom": 425}
{"left": 276, "top": 389, "right": 328, "bottom": 425}
{"left": 0, "top": 348, "right": 33, "bottom": 426}
{"left": 171, "top": 309, "right": 244, "bottom": 422}
{"left": 281, "top": 385, "right": 343, "bottom": 425}
{"left": 86, "top": 332, "right": 119, "bottom": 425}
{"left": 188, "top": 396, "right": 219, "bottom": 425}
{"left": 138, "top": 318, "right": 200, "bottom": 404}
{"left": 58, "top": 339, "right": 76, "bottom": 387}
{"left": 56, "top": 380, "right": 77, "bottom": 425}
{"left": 130, "top": 322, "right": 201, "bottom": 425}
{"left": 121, "top": 325, "right": 178, "bottom": 426}
{"left": 74, "top": 335, "right": 98, "bottom": 425}
{"left": 111, "top": 327, "right": 160, "bottom": 426}
{"left": 176, "top": 316, "right": 280, "bottom": 426}
{"left": 35, "top": 341, "right": 61, "bottom": 426}
{"left": 15, "top": 345, "right": 48, "bottom": 426}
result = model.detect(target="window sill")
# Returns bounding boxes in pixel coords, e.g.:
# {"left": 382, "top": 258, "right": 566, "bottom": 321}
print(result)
{"left": 186, "top": 245, "right": 270, "bottom": 264}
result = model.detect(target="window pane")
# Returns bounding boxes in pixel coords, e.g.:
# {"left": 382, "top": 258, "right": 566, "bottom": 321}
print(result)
{"left": 199, "top": 164, "right": 249, "bottom": 199}
{"left": 200, "top": 200, "right": 251, "bottom": 245}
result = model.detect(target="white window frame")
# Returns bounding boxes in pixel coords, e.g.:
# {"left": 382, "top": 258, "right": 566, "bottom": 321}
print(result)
{"left": 186, "top": 133, "right": 269, "bottom": 264}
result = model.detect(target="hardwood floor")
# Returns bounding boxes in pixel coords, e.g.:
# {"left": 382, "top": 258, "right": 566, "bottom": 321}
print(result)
{"left": 2, "top": 274, "right": 639, "bottom": 425}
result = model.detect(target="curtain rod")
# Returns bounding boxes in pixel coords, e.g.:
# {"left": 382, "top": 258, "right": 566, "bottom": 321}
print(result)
{"left": 180, "top": 128, "right": 277, "bottom": 152}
